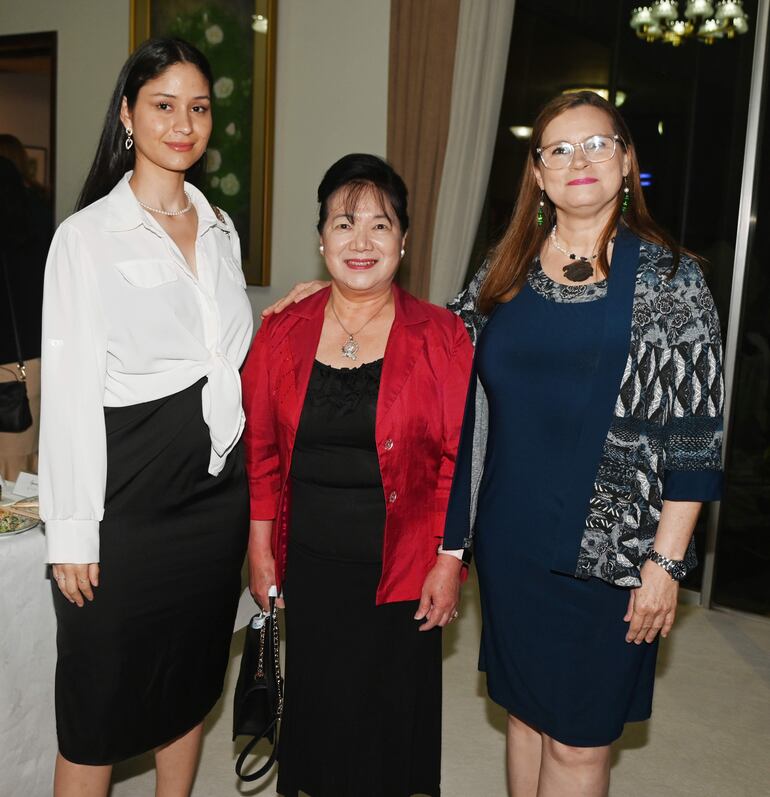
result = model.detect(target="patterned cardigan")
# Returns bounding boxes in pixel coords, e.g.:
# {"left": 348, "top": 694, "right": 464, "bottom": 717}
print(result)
{"left": 446, "top": 241, "right": 724, "bottom": 587}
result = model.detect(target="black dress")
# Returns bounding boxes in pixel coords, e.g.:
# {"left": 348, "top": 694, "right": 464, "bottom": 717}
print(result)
{"left": 277, "top": 360, "right": 442, "bottom": 797}
{"left": 51, "top": 378, "right": 249, "bottom": 764}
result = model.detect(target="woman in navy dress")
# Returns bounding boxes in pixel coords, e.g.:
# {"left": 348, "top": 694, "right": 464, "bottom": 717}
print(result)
{"left": 444, "top": 92, "right": 723, "bottom": 795}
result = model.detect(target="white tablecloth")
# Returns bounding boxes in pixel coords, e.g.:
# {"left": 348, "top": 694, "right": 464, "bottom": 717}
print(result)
{"left": 0, "top": 502, "right": 57, "bottom": 797}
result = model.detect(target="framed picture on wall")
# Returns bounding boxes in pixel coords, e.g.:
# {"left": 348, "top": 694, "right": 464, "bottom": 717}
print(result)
{"left": 24, "top": 146, "right": 48, "bottom": 188}
{"left": 130, "top": 0, "right": 276, "bottom": 286}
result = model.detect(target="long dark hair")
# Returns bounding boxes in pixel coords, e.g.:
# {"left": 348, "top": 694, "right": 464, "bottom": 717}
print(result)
{"left": 478, "top": 91, "right": 692, "bottom": 315}
{"left": 76, "top": 38, "right": 213, "bottom": 211}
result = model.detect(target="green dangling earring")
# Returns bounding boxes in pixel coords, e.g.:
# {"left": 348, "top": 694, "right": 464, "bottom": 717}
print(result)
{"left": 537, "top": 191, "right": 546, "bottom": 227}
{"left": 621, "top": 177, "right": 631, "bottom": 214}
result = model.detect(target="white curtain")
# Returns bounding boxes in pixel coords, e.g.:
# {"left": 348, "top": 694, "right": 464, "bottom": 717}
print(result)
{"left": 429, "top": 0, "right": 516, "bottom": 306}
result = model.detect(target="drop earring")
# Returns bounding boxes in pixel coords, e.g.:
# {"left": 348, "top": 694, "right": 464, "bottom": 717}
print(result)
{"left": 536, "top": 191, "right": 545, "bottom": 227}
{"left": 621, "top": 177, "right": 631, "bottom": 214}
{"left": 125, "top": 127, "right": 134, "bottom": 151}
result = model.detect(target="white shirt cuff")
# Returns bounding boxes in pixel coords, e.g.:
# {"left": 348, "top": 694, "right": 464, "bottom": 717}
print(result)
{"left": 45, "top": 519, "right": 100, "bottom": 564}
{"left": 437, "top": 545, "right": 464, "bottom": 561}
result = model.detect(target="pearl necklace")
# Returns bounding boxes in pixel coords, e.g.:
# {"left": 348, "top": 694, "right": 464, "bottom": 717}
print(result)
{"left": 137, "top": 191, "right": 194, "bottom": 216}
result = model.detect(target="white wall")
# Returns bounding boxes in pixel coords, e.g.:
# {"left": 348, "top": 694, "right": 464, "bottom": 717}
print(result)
{"left": 0, "top": 0, "right": 391, "bottom": 318}
{"left": 0, "top": 0, "right": 129, "bottom": 222}
{"left": 249, "top": 0, "right": 390, "bottom": 316}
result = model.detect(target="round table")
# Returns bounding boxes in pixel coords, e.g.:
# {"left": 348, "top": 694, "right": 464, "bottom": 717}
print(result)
{"left": 0, "top": 515, "right": 57, "bottom": 796}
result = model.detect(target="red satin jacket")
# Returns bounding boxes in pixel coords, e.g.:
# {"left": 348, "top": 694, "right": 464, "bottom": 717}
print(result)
{"left": 241, "top": 284, "right": 473, "bottom": 604}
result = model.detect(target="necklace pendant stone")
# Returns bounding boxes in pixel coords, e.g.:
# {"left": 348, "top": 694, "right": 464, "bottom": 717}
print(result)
{"left": 562, "top": 260, "right": 594, "bottom": 282}
{"left": 341, "top": 336, "right": 359, "bottom": 361}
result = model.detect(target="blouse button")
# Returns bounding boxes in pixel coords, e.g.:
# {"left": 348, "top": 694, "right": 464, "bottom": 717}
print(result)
{"left": 384, "top": 438, "right": 394, "bottom": 451}
{"left": 388, "top": 491, "right": 398, "bottom": 503}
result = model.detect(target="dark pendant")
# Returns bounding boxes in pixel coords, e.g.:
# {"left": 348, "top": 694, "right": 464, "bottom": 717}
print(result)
{"left": 562, "top": 259, "right": 593, "bottom": 282}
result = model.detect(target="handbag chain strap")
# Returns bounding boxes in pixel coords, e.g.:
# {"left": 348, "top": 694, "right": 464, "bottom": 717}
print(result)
{"left": 255, "top": 622, "right": 267, "bottom": 678}
{"left": 0, "top": 251, "right": 26, "bottom": 381}
{"left": 271, "top": 597, "right": 284, "bottom": 717}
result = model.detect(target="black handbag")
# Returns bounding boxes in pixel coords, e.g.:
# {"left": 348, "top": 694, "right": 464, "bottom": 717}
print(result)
{"left": 0, "top": 251, "right": 32, "bottom": 434}
{"left": 233, "top": 593, "right": 284, "bottom": 781}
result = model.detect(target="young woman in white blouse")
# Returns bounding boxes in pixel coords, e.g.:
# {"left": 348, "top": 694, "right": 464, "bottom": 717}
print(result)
{"left": 39, "top": 39, "right": 253, "bottom": 797}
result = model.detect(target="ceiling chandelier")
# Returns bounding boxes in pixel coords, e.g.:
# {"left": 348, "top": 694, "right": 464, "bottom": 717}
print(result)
{"left": 630, "top": 1, "right": 750, "bottom": 45}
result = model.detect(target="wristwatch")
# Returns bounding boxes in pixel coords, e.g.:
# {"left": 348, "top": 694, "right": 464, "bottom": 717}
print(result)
{"left": 647, "top": 549, "right": 688, "bottom": 581}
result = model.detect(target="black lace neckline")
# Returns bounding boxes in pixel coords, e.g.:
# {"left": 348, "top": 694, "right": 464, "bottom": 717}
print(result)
{"left": 307, "top": 358, "right": 383, "bottom": 412}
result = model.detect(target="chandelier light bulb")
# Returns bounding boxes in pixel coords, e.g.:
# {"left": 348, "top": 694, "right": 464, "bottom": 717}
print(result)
{"left": 715, "top": 1, "right": 743, "bottom": 20}
{"left": 684, "top": 0, "right": 715, "bottom": 18}
{"left": 630, "top": 6, "right": 655, "bottom": 28}
{"left": 672, "top": 19, "right": 693, "bottom": 34}
{"left": 645, "top": 22, "right": 664, "bottom": 40}
{"left": 733, "top": 15, "right": 749, "bottom": 33}
{"left": 652, "top": 0, "right": 680, "bottom": 22}
{"left": 697, "top": 18, "right": 723, "bottom": 41}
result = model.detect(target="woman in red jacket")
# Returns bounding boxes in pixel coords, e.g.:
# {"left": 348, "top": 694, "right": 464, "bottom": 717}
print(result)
{"left": 241, "top": 154, "right": 472, "bottom": 797}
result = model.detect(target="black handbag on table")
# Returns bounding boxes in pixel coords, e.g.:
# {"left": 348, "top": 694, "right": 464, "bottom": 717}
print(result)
{"left": 0, "top": 251, "right": 32, "bottom": 434}
{"left": 233, "top": 592, "right": 284, "bottom": 781}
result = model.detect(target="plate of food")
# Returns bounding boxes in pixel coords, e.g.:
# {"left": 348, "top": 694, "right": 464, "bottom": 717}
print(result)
{"left": 0, "top": 507, "right": 39, "bottom": 537}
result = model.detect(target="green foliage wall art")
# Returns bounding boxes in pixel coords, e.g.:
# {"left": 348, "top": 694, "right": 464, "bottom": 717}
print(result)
{"left": 137, "top": 0, "right": 274, "bottom": 283}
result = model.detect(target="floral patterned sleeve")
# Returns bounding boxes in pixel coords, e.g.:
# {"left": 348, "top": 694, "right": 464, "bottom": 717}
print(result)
{"left": 445, "top": 261, "right": 490, "bottom": 346}
{"left": 659, "top": 256, "right": 724, "bottom": 502}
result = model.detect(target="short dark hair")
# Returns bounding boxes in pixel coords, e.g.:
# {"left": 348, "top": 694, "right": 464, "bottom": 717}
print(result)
{"left": 77, "top": 38, "right": 214, "bottom": 211}
{"left": 316, "top": 153, "right": 409, "bottom": 235}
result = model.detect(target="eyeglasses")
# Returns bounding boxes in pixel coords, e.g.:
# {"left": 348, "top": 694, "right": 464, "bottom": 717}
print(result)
{"left": 536, "top": 134, "right": 623, "bottom": 170}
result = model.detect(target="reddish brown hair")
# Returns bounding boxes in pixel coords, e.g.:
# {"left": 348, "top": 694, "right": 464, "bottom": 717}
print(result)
{"left": 477, "top": 91, "right": 687, "bottom": 315}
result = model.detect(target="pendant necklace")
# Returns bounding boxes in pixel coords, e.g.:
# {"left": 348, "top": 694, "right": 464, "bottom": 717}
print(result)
{"left": 550, "top": 226, "right": 599, "bottom": 282}
{"left": 330, "top": 295, "right": 390, "bottom": 361}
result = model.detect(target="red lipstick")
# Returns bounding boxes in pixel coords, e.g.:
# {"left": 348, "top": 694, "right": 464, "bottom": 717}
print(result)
{"left": 568, "top": 177, "right": 598, "bottom": 186}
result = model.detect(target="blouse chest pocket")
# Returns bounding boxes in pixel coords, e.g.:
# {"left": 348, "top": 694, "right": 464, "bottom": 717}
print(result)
{"left": 115, "top": 259, "right": 179, "bottom": 288}
{"left": 222, "top": 256, "right": 247, "bottom": 289}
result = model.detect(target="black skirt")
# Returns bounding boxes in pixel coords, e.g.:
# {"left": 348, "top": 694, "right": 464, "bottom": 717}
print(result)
{"left": 278, "top": 543, "right": 442, "bottom": 797}
{"left": 52, "top": 378, "right": 249, "bottom": 765}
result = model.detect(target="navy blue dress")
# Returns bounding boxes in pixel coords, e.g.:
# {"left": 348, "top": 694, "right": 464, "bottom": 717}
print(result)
{"left": 472, "top": 261, "right": 657, "bottom": 747}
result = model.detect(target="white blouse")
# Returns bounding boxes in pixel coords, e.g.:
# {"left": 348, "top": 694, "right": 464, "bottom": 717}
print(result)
{"left": 39, "top": 173, "right": 254, "bottom": 564}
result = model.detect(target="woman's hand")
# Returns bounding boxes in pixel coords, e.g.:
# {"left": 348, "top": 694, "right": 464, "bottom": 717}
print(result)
{"left": 415, "top": 555, "right": 463, "bottom": 631}
{"left": 260, "top": 280, "right": 330, "bottom": 318}
{"left": 624, "top": 559, "right": 679, "bottom": 644}
{"left": 52, "top": 563, "right": 99, "bottom": 607}
{"left": 248, "top": 549, "right": 285, "bottom": 611}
